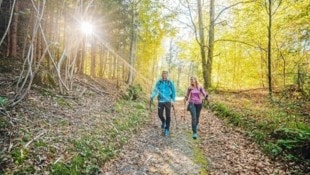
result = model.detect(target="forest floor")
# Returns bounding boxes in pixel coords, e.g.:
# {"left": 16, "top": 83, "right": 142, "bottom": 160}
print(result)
{"left": 102, "top": 100, "right": 288, "bottom": 175}
{"left": 1, "top": 57, "right": 307, "bottom": 174}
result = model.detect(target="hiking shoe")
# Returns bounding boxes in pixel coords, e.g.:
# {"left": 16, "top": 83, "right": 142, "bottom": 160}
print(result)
{"left": 164, "top": 129, "right": 170, "bottom": 136}
{"left": 192, "top": 133, "right": 198, "bottom": 139}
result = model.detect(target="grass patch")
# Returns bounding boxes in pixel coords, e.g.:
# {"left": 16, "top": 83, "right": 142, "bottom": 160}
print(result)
{"left": 193, "top": 144, "right": 208, "bottom": 175}
{"left": 188, "top": 132, "right": 208, "bottom": 175}
{"left": 11, "top": 148, "right": 29, "bottom": 165}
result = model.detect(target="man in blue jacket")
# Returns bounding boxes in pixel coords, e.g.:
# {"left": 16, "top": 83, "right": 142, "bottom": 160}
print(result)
{"left": 150, "top": 70, "right": 176, "bottom": 136}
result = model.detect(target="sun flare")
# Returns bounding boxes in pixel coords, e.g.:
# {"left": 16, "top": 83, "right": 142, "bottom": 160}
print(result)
{"left": 80, "top": 21, "right": 94, "bottom": 35}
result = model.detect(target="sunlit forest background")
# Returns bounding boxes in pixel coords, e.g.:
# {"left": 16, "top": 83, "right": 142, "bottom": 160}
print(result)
{"left": 1, "top": 0, "right": 308, "bottom": 96}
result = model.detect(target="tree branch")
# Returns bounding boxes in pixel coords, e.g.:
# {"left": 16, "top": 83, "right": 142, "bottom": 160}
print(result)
{"left": 214, "top": 0, "right": 255, "bottom": 23}
{"left": 215, "top": 38, "right": 267, "bottom": 52}
{"left": 184, "top": 0, "right": 201, "bottom": 45}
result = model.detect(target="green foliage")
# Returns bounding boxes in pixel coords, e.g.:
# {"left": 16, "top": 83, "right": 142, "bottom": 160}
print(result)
{"left": 51, "top": 156, "right": 85, "bottom": 175}
{"left": 0, "top": 117, "right": 9, "bottom": 129}
{"left": 13, "top": 166, "right": 35, "bottom": 175}
{"left": 135, "top": 102, "right": 145, "bottom": 110}
{"left": 123, "top": 84, "right": 143, "bottom": 101}
{"left": 263, "top": 142, "right": 283, "bottom": 157}
{"left": 34, "top": 140, "right": 48, "bottom": 148}
{"left": 55, "top": 97, "right": 72, "bottom": 108}
{"left": 33, "top": 70, "right": 57, "bottom": 88}
{"left": 192, "top": 141, "right": 208, "bottom": 175}
{"left": 11, "top": 148, "right": 29, "bottom": 165}
{"left": 0, "top": 96, "right": 8, "bottom": 106}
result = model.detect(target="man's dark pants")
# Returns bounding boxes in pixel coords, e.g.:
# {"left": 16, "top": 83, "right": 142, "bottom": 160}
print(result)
{"left": 158, "top": 102, "right": 171, "bottom": 130}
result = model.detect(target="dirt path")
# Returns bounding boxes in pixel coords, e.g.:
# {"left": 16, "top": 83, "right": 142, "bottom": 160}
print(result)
{"left": 102, "top": 101, "right": 287, "bottom": 175}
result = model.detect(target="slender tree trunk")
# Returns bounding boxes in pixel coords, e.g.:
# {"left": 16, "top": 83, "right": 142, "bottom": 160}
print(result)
{"left": 91, "top": 37, "right": 96, "bottom": 77}
{"left": 197, "top": 0, "right": 208, "bottom": 89}
{"left": 10, "top": 0, "right": 18, "bottom": 57}
{"left": 177, "top": 65, "right": 181, "bottom": 90}
{"left": 167, "top": 39, "right": 173, "bottom": 72}
{"left": 99, "top": 45, "right": 104, "bottom": 77}
{"left": 206, "top": 0, "right": 215, "bottom": 89}
{"left": 109, "top": 55, "right": 113, "bottom": 78}
{"left": 103, "top": 50, "right": 108, "bottom": 78}
{"left": 267, "top": 0, "right": 272, "bottom": 98}
{"left": 260, "top": 52, "right": 265, "bottom": 88}
{"left": 81, "top": 37, "right": 85, "bottom": 74}
{"left": 0, "top": 0, "right": 16, "bottom": 50}
{"left": 76, "top": 42, "right": 81, "bottom": 73}
{"left": 47, "top": 4, "right": 52, "bottom": 70}
{"left": 127, "top": 3, "right": 137, "bottom": 85}
{"left": 113, "top": 52, "right": 117, "bottom": 79}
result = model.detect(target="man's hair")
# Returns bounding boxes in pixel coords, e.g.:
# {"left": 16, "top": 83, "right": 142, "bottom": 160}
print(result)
{"left": 162, "top": 70, "right": 168, "bottom": 74}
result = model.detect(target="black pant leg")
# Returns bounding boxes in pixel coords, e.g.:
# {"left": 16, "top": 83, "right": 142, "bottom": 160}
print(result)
{"left": 158, "top": 103, "right": 165, "bottom": 124}
{"left": 195, "top": 103, "right": 203, "bottom": 126}
{"left": 164, "top": 102, "right": 171, "bottom": 130}
{"left": 188, "top": 103, "right": 197, "bottom": 133}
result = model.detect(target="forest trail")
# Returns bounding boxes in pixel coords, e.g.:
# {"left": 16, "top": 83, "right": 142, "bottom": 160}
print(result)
{"left": 101, "top": 100, "right": 287, "bottom": 175}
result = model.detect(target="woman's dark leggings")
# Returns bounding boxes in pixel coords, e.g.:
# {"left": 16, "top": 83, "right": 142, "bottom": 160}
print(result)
{"left": 188, "top": 103, "right": 202, "bottom": 133}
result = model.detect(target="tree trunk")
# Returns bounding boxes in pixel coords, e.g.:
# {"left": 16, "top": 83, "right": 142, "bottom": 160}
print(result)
{"left": 99, "top": 45, "right": 104, "bottom": 77}
{"left": 113, "top": 50, "right": 117, "bottom": 78}
{"left": 109, "top": 55, "right": 113, "bottom": 78}
{"left": 206, "top": 0, "right": 215, "bottom": 89}
{"left": 81, "top": 37, "right": 85, "bottom": 74}
{"left": 10, "top": 0, "right": 18, "bottom": 57}
{"left": 197, "top": 0, "right": 208, "bottom": 89}
{"left": 177, "top": 65, "right": 181, "bottom": 90}
{"left": 104, "top": 50, "right": 108, "bottom": 78}
{"left": 267, "top": 0, "right": 272, "bottom": 98}
{"left": 91, "top": 37, "right": 96, "bottom": 77}
{"left": 127, "top": 3, "right": 137, "bottom": 85}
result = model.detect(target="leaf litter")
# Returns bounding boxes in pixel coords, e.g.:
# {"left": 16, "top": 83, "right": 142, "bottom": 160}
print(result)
{"left": 102, "top": 101, "right": 288, "bottom": 175}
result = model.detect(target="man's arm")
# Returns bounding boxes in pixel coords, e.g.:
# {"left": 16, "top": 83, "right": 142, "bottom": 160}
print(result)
{"left": 150, "top": 81, "right": 159, "bottom": 100}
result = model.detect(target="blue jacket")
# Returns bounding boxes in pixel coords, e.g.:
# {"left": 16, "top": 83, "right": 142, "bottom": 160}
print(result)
{"left": 151, "top": 79, "right": 176, "bottom": 103}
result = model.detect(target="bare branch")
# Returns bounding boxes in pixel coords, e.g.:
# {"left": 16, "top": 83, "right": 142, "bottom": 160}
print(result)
{"left": 24, "top": 131, "right": 46, "bottom": 148}
{"left": 215, "top": 39, "right": 267, "bottom": 52}
{"left": 184, "top": 0, "right": 201, "bottom": 45}
{"left": 214, "top": 0, "right": 255, "bottom": 23}
{"left": 272, "top": 0, "right": 282, "bottom": 16}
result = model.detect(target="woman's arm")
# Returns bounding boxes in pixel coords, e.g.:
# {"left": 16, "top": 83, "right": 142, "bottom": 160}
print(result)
{"left": 200, "top": 86, "right": 208, "bottom": 99}
{"left": 185, "top": 87, "right": 191, "bottom": 101}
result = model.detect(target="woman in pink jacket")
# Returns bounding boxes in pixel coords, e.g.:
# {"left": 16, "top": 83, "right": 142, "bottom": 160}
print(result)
{"left": 185, "top": 76, "right": 208, "bottom": 139}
